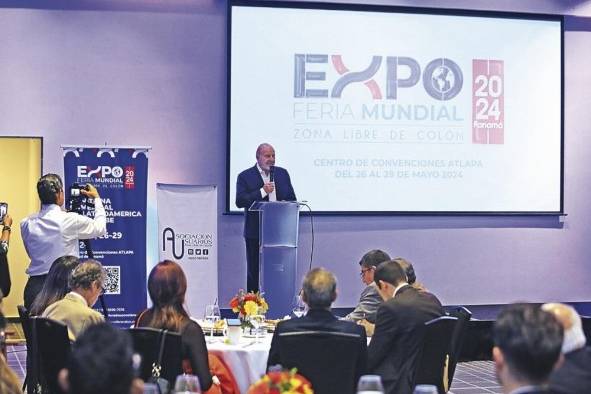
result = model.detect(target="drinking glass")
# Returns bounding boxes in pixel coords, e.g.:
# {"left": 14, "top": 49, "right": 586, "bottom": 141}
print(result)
{"left": 292, "top": 294, "right": 306, "bottom": 318}
{"left": 356, "top": 374, "right": 384, "bottom": 394}
{"left": 204, "top": 304, "right": 220, "bottom": 343}
{"left": 174, "top": 374, "right": 200, "bottom": 394}
{"left": 249, "top": 307, "right": 266, "bottom": 342}
{"left": 143, "top": 383, "right": 160, "bottom": 394}
{"left": 412, "top": 385, "right": 438, "bottom": 394}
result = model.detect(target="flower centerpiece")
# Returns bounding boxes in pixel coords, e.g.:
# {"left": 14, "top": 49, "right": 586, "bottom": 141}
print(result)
{"left": 247, "top": 368, "right": 314, "bottom": 394}
{"left": 229, "top": 289, "right": 269, "bottom": 327}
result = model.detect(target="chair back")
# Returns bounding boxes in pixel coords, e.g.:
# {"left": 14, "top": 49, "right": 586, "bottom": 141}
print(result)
{"left": 414, "top": 316, "right": 458, "bottom": 394}
{"left": 458, "top": 319, "right": 494, "bottom": 361}
{"left": 32, "top": 317, "right": 71, "bottom": 394}
{"left": 277, "top": 330, "right": 363, "bottom": 394}
{"left": 446, "top": 307, "right": 472, "bottom": 385}
{"left": 18, "top": 305, "right": 38, "bottom": 393}
{"left": 128, "top": 327, "right": 183, "bottom": 384}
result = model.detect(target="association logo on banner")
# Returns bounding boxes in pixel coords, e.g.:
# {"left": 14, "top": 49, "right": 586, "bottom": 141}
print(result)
{"left": 162, "top": 227, "right": 213, "bottom": 260}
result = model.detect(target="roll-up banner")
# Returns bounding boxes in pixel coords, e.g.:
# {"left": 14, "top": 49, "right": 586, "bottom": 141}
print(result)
{"left": 156, "top": 184, "right": 218, "bottom": 318}
{"left": 63, "top": 146, "right": 149, "bottom": 327}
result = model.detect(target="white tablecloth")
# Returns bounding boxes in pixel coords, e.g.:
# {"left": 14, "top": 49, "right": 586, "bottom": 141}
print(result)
{"left": 207, "top": 335, "right": 272, "bottom": 393}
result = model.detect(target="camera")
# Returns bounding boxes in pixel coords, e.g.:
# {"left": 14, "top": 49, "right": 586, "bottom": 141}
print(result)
{"left": 67, "top": 183, "right": 93, "bottom": 214}
{"left": 0, "top": 202, "right": 7, "bottom": 223}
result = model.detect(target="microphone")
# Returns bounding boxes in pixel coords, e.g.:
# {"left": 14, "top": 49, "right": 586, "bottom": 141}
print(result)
{"left": 269, "top": 166, "right": 275, "bottom": 182}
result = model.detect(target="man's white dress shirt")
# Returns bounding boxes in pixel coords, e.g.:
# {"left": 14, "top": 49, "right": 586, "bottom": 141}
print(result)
{"left": 20, "top": 199, "right": 106, "bottom": 276}
{"left": 257, "top": 164, "right": 276, "bottom": 201}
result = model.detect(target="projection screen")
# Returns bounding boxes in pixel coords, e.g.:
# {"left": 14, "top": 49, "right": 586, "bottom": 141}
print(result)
{"left": 227, "top": 1, "right": 563, "bottom": 214}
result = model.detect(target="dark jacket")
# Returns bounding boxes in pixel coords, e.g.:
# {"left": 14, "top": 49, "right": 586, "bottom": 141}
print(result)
{"left": 236, "top": 165, "right": 296, "bottom": 239}
{"left": 549, "top": 346, "right": 591, "bottom": 394}
{"left": 267, "top": 308, "right": 367, "bottom": 394}
{"left": 368, "top": 285, "right": 444, "bottom": 394}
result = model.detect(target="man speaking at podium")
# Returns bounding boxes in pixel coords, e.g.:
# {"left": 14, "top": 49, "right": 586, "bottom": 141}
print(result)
{"left": 236, "top": 143, "right": 296, "bottom": 292}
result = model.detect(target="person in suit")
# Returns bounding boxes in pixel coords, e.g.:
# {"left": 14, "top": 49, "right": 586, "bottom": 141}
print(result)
{"left": 236, "top": 143, "right": 296, "bottom": 292}
{"left": 267, "top": 268, "right": 367, "bottom": 393}
{"left": 367, "top": 259, "right": 443, "bottom": 394}
{"left": 543, "top": 303, "right": 591, "bottom": 394}
{"left": 493, "top": 304, "right": 563, "bottom": 394}
{"left": 42, "top": 259, "right": 105, "bottom": 340}
{"left": 343, "top": 249, "right": 391, "bottom": 323}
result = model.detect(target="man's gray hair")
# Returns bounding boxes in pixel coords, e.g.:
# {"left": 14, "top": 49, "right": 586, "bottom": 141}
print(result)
{"left": 69, "top": 259, "right": 106, "bottom": 290}
{"left": 255, "top": 143, "right": 274, "bottom": 158}
{"left": 302, "top": 268, "right": 337, "bottom": 309}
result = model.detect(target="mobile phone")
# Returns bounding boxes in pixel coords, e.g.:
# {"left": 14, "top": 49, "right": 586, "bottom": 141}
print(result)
{"left": 0, "top": 203, "right": 7, "bottom": 223}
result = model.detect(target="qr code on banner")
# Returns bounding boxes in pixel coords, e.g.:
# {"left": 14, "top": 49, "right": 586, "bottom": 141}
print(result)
{"left": 103, "top": 266, "right": 121, "bottom": 295}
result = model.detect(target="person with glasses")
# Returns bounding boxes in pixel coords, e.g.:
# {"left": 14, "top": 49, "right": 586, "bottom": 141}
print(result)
{"left": 343, "top": 249, "right": 391, "bottom": 324}
{"left": 42, "top": 259, "right": 105, "bottom": 340}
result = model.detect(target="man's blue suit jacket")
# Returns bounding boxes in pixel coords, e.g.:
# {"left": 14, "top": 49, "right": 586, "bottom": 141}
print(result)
{"left": 235, "top": 165, "right": 296, "bottom": 239}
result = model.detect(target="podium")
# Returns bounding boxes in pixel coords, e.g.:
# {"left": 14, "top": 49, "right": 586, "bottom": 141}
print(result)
{"left": 249, "top": 201, "right": 300, "bottom": 319}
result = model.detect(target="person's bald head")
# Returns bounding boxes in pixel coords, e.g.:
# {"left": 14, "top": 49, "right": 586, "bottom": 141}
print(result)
{"left": 301, "top": 268, "right": 337, "bottom": 309}
{"left": 542, "top": 303, "right": 586, "bottom": 353}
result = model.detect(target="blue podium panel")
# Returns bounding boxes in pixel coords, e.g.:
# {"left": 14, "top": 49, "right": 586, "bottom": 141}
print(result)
{"left": 260, "top": 246, "right": 297, "bottom": 319}
{"left": 259, "top": 202, "right": 299, "bottom": 247}
{"left": 249, "top": 201, "right": 300, "bottom": 319}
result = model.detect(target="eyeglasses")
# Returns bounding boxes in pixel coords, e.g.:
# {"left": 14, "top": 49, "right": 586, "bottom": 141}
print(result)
{"left": 360, "top": 267, "right": 374, "bottom": 276}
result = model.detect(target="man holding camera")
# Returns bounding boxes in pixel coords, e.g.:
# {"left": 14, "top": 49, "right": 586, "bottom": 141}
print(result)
{"left": 20, "top": 173, "right": 106, "bottom": 309}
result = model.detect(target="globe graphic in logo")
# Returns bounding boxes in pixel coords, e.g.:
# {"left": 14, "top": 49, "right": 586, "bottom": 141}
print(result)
{"left": 111, "top": 166, "right": 124, "bottom": 178}
{"left": 430, "top": 65, "right": 455, "bottom": 95}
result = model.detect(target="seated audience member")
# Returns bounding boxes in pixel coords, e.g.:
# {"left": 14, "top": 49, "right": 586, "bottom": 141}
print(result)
{"left": 493, "top": 303, "right": 563, "bottom": 394}
{"left": 134, "top": 260, "right": 213, "bottom": 392}
{"left": 267, "top": 268, "right": 367, "bottom": 388}
{"left": 359, "top": 256, "right": 430, "bottom": 336}
{"left": 42, "top": 259, "right": 105, "bottom": 340}
{"left": 0, "top": 295, "right": 23, "bottom": 394}
{"left": 343, "top": 249, "right": 390, "bottom": 323}
{"left": 58, "top": 323, "right": 142, "bottom": 394}
{"left": 393, "top": 257, "right": 426, "bottom": 291}
{"left": 367, "top": 259, "right": 444, "bottom": 394}
{"left": 0, "top": 214, "right": 13, "bottom": 297}
{"left": 542, "top": 303, "right": 591, "bottom": 394}
{"left": 30, "top": 255, "right": 80, "bottom": 316}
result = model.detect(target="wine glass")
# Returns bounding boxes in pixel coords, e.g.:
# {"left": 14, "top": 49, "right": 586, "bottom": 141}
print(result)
{"left": 292, "top": 294, "right": 306, "bottom": 318}
{"left": 356, "top": 375, "right": 384, "bottom": 393}
{"left": 174, "top": 374, "right": 200, "bottom": 394}
{"left": 204, "top": 304, "right": 220, "bottom": 343}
